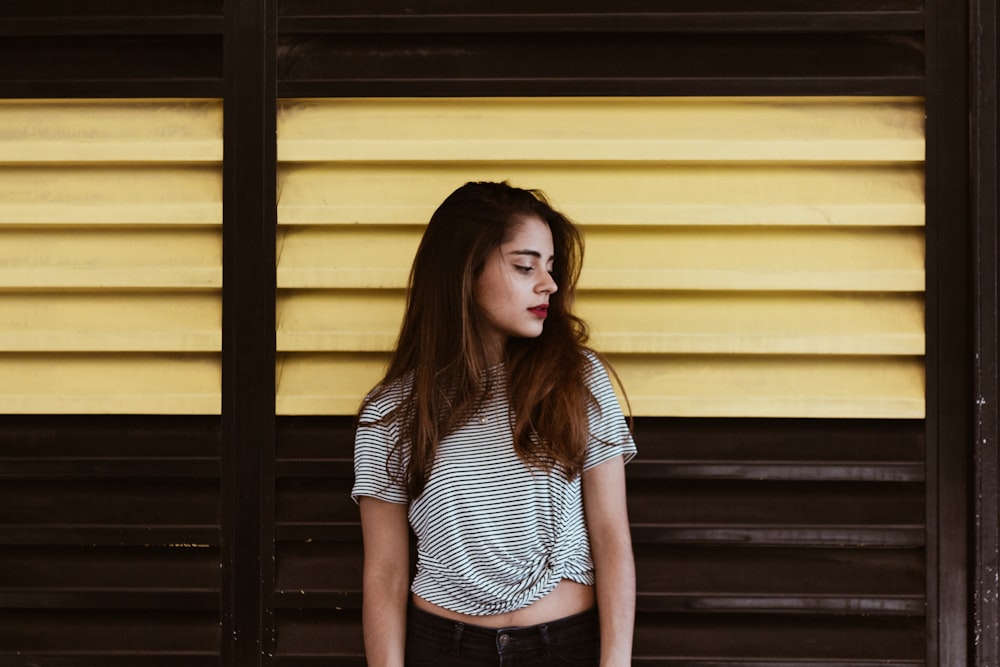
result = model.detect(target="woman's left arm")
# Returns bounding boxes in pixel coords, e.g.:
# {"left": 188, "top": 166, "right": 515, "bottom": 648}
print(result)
{"left": 583, "top": 454, "right": 635, "bottom": 667}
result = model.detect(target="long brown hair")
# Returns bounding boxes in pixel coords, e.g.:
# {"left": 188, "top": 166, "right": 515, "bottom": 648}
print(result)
{"left": 361, "top": 181, "right": 601, "bottom": 499}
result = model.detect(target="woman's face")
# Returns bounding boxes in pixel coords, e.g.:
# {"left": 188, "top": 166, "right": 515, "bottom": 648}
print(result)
{"left": 474, "top": 215, "right": 558, "bottom": 347}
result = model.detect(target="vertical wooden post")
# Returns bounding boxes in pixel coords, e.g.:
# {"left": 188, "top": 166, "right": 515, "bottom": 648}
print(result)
{"left": 926, "top": 1, "right": 972, "bottom": 665}
{"left": 222, "top": 0, "right": 277, "bottom": 664}
{"left": 972, "top": 0, "right": 1000, "bottom": 663}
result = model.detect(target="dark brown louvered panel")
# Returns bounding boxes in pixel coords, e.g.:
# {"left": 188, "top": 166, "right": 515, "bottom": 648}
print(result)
{"left": 274, "top": 416, "right": 924, "bottom": 664}
{"left": 628, "top": 418, "right": 925, "bottom": 664}
{"left": 275, "top": 417, "right": 360, "bottom": 665}
{"left": 0, "top": 1, "right": 223, "bottom": 97}
{"left": 275, "top": 1, "right": 923, "bottom": 96}
{"left": 0, "top": 416, "right": 222, "bottom": 665}
{"left": 633, "top": 614, "right": 924, "bottom": 665}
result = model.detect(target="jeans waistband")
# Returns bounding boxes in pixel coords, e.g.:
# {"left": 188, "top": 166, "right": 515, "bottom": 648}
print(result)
{"left": 406, "top": 603, "right": 600, "bottom": 663}
{"left": 408, "top": 602, "right": 597, "bottom": 640}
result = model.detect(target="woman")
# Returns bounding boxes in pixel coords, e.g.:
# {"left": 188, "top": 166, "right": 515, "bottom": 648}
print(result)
{"left": 352, "top": 181, "right": 636, "bottom": 666}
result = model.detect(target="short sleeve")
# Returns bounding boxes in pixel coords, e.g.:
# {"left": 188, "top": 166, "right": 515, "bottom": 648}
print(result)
{"left": 582, "top": 352, "right": 637, "bottom": 470}
{"left": 351, "top": 396, "right": 409, "bottom": 505}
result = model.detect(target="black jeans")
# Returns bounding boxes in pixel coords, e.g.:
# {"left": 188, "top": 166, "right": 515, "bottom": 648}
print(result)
{"left": 404, "top": 603, "right": 600, "bottom": 666}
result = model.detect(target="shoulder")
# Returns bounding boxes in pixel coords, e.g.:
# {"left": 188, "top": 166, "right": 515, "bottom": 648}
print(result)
{"left": 581, "top": 348, "right": 613, "bottom": 386}
{"left": 358, "top": 372, "right": 412, "bottom": 424}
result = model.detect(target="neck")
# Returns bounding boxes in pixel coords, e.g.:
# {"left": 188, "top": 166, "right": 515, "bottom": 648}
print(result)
{"left": 481, "top": 335, "right": 507, "bottom": 367}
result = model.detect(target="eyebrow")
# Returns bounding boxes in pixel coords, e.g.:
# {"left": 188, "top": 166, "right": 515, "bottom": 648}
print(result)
{"left": 507, "top": 249, "right": 555, "bottom": 262}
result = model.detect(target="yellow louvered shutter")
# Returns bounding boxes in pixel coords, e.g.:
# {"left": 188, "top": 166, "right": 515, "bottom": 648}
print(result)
{"left": 276, "top": 96, "right": 925, "bottom": 418}
{"left": 0, "top": 99, "right": 223, "bottom": 414}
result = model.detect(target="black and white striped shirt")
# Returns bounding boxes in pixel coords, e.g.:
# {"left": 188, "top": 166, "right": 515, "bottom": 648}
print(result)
{"left": 352, "top": 352, "right": 636, "bottom": 616}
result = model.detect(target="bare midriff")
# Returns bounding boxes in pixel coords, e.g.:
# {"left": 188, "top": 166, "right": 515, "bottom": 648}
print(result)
{"left": 412, "top": 579, "right": 596, "bottom": 628}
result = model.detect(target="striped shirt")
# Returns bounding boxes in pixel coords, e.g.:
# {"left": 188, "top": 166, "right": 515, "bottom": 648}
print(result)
{"left": 352, "top": 352, "right": 636, "bottom": 616}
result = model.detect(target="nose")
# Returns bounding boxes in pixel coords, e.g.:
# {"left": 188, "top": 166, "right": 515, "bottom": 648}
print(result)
{"left": 538, "top": 271, "right": 558, "bottom": 295}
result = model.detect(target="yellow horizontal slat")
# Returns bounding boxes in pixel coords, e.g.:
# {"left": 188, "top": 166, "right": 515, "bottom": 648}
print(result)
{"left": 0, "top": 228, "right": 221, "bottom": 288}
{"left": 278, "top": 97, "right": 924, "bottom": 163}
{"left": 277, "top": 226, "right": 418, "bottom": 289}
{"left": 277, "top": 290, "right": 924, "bottom": 356}
{"left": 0, "top": 292, "right": 220, "bottom": 352}
{"left": 580, "top": 292, "right": 924, "bottom": 355}
{"left": 277, "top": 290, "right": 405, "bottom": 352}
{"left": 276, "top": 353, "right": 386, "bottom": 416}
{"left": 276, "top": 225, "right": 923, "bottom": 292}
{"left": 582, "top": 227, "right": 924, "bottom": 292}
{"left": 278, "top": 164, "right": 924, "bottom": 228}
{"left": 274, "top": 352, "right": 924, "bottom": 418}
{"left": 611, "top": 354, "right": 925, "bottom": 419}
{"left": 0, "top": 99, "right": 223, "bottom": 163}
{"left": 0, "top": 166, "right": 222, "bottom": 225}
{"left": 0, "top": 354, "right": 220, "bottom": 414}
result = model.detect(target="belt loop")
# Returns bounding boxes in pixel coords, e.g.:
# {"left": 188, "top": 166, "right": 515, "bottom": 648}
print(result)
{"left": 539, "top": 624, "right": 551, "bottom": 658}
{"left": 450, "top": 623, "right": 465, "bottom": 656}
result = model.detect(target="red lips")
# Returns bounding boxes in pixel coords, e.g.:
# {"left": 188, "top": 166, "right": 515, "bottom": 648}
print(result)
{"left": 528, "top": 304, "right": 549, "bottom": 318}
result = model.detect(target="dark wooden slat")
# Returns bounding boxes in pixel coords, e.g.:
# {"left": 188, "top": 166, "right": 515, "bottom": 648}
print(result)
{"left": 275, "top": 521, "right": 924, "bottom": 548}
{"left": 633, "top": 545, "right": 924, "bottom": 597}
{"left": 0, "top": 17, "right": 224, "bottom": 36}
{"left": 274, "top": 608, "right": 924, "bottom": 662}
{"left": 280, "top": 76, "right": 924, "bottom": 98}
{"left": 0, "top": 80, "right": 223, "bottom": 98}
{"left": 278, "top": 12, "right": 924, "bottom": 34}
{"left": 278, "top": 0, "right": 924, "bottom": 14}
{"left": 283, "top": 416, "right": 927, "bottom": 458}
{"left": 275, "top": 542, "right": 360, "bottom": 591}
{"left": 0, "top": 609, "right": 220, "bottom": 654}
{"left": 279, "top": 458, "right": 923, "bottom": 482}
{"left": 0, "top": 458, "right": 219, "bottom": 478}
{"left": 276, "top": 590, "right": 360, "bottom": 609}
{"left": 276, "top": 459, "right": 351, "bottom": 478}
{"left": 273, "top": 542, "right": 925, "bottom": 614}
{"left": 280, "top": 479, "right": 925, "bottom": 525}
{"left": 276, "top": 32, "right": 924, "bottom": 97}
{"left": 629, "top": 461, "right": 924, "bottom": 482}
{"left": 627, "top": 479, "right": 924, "bottom": 524}
{"left": 630, "top": 524, "right": 925, "bottom": 547}
{"left": 277, "top": 479, "right": 357, "bottom": 523}
{"left": 628, "top": 660, "right": 923, "bottom": 666}
{"left": 1, "top": 0, "right": 223, "bottom": 16}
{"left": 632, "top": 613, "right": 925, "bottom": 662}
{"left": 0, "top": 544, "right": 218, "bottom": 580}
{"left": 0, "top": 525, "right": 219, "bottom": 547}
{"left": 273, "top": 534, "right": 926, "bottom": 593}
{"left": 0, "top": 480, "right": 219, "bottom": 524}
{"left": 273, "top": 660, "right": 365, "bottom": 667}
{"left": 638, "top": 593, "right": 924, "bottom": 615}
{"left": 272, "top": 588, "right": 922, "bottom": 615}
{"left": 631, "top": 418, "right": 925, "bottom": 462}
{"left": 0, "top": 36, "right": 223, "bottom": 98}
{"left": 273, "top": 607, "right": 364, "bottom": 657}
{"left": 0, "top": 655, "right": 220, "bottom": 667}
{"left": 276, "top": 523, "right": 359, "bottom": 543}
{"left": 0, "top": 544, "right": 219, "bottom": 610}
{"left": 0, "top": 589, "right": 218, "bottom": 609}
{"left": 0, "top": 416, "right": 222, "bottom": 456}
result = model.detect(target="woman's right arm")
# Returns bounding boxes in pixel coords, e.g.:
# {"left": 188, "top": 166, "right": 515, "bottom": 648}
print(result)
{"left": 359, "top": 496, "right": 411, "bottom": 667}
